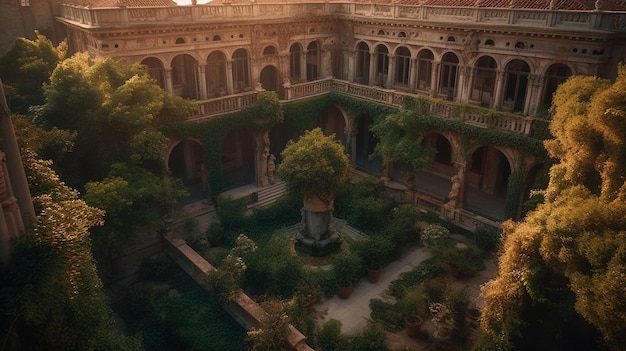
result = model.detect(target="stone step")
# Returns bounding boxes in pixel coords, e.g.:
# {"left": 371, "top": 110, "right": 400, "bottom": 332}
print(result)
{"left": 253, "top": 181, "right": 287, "bottom": 208}
{"left": 334, "top": 218, "right": 366, "bottom": 241}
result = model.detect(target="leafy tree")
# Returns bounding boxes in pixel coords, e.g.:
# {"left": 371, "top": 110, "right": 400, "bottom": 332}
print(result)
{"left": 277, "top": 127, "right": 350, "bottom": 203}
{"left": 477, "top": 66, "right": 626, "bottom": 350}
{"left": 36, "top": 53, "right": 196, "bottom": 186}
{"left": 371, "top": 108, "right": 435, "bottom": 187}
{"left": 0, "top": 31, "right": 67, "bottom": 113}
{"left": 0, "top": 120, "right": 142, "bottom": 350}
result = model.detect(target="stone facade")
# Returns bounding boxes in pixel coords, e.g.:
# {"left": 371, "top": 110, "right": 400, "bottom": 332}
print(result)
{"left": 5, "top": 0, "right": 626, "bottom": 224}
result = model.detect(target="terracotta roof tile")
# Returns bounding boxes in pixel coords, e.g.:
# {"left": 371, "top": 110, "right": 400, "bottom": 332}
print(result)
{"left": 64, "top": 0, "right": 176, "bottom": 7}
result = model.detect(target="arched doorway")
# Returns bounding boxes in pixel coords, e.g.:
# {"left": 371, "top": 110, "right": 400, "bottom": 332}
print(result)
{"left": 221, "top": 128, "right": 256, "bottom": 190}
{"left": 406, "top": 133, "right": 454, "bottom": 200}
{"left": 465, "top": 146, "right": 511, "bottom": 219}
{"left": 168, "top": 139, "right": 207, "bottom": 201}
{"left": 171, "top": 54, "right": 199, "bottom": 99}
{"left": 316, "top": 106, "right": 347, "bottom": 145}
{"left": 355, "top": 116, "right": 381, "bottom": 173}
{"left": 260, "top": 65, "right": 279, "bottom": 93}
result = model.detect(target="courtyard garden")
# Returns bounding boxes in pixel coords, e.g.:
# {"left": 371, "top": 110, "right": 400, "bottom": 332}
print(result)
{"left": 165, "top": 172, "right": 500, "bottom": 350}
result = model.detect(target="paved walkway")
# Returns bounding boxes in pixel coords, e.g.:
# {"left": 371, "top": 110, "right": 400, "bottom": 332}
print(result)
{"left": 313, "top": 246, "right": 432, "bottom": 335}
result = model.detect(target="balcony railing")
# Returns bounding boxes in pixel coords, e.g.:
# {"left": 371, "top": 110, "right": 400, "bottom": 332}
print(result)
{"left": 188, "top": 77, "right": 538, "bottom": 136}
{"left": 56, "top": 2, "right": 625, "bottom": 33}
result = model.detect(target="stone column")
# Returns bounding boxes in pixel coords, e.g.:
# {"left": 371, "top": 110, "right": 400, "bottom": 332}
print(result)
{"left": 456, "top": 66, "right": 467, "bottom": 103}
{"left": 493, "top": 70, "right": 505, "bottom": 110}
{"left": 430, "top": 62, "right": 440, "bottom": 97}
{"left": 529, "top": 75, "right": 546, "bottom": 115}
{"left": 226, "top": 60, "right": 234, "bottom": 95}
{"left": 368, "top": 52, "right": 377, "bottom": 86}
{"left": 409, "top": 58, "right": 417, "bottom": 91}
{"left": 523, "top": 74, "right": 539, "bottom": 115}
{"left": 164, "top": 68, "right": 174, "bottom": 94}
{"left": 347, "top": 49, "right": 355, "bottom": 82}
{"left": 386, "top": 55, "right": 395, "bottom": 88}
{"left": 197, "top": 63, "right": 208, "bottom": 100}
{"left": 301, "top": 50, "right": 307, "bottom": 81}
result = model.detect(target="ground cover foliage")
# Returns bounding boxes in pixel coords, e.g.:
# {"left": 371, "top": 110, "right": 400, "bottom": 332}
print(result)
{"left": 120, "top": 253, "right": 247, "bottom": 351}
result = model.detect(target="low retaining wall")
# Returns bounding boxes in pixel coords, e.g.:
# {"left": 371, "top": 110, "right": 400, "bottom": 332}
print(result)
{"left": 163, "top": 235, "right": 313, "bottom": 351}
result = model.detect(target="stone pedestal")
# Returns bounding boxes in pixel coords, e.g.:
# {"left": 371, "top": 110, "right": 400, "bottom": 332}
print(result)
{"left": 294, "top": 196, "right": 342, "bottom": 256}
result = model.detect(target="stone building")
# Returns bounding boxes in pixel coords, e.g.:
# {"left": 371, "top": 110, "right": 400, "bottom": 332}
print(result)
{"left": 5, "top": 0, "right": 626, "bottom": 228}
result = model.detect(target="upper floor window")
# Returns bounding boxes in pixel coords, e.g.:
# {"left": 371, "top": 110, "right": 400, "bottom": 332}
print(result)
{"left": 20, "top": 0, "right": 29, "bottom": 6}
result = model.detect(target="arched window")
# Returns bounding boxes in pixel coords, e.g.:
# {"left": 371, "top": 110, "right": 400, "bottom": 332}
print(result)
{"left": 206, "top": 51, "right": 227, "bottom": 97}
{"left": 232, "top": 49, "right": 250, "bottom": 93}
{"left": 289, "top": 43, "right": 302, "bottom": 81}
{"left": 542, "top": 63, "right": 572, "bottom": 108}
{"left": 263, "top": 46, "right": 277, "bottom": 56}
{"left": 416, "top": 50, "right": 434, "bottom": 91}
{"left": 355, "top": 42, "right": 370, "bottom": 84}
{"left": 394, "top": 46, "right": 411, "bottom": 87}
{"left": 374, "top": 44, "right": 389, "bottom": 86}
{"left": 141, "top": 57, "right": 165, "bottom": 89}
{"left": 439, "top": 52, "right": 459, "bottom": 100}
{"left": 306, "top": 41, "right": 320, "bottom": 81}
{"left": 503, "top": 60, "right": 530, "bottom": 112}
{"left": 471, "top": 56, "right": 497, "bottom": 107}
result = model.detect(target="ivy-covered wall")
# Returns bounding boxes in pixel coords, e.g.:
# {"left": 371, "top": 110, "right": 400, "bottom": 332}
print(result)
{"left": 161, "top": 91, "right": 548, "bottom": 212}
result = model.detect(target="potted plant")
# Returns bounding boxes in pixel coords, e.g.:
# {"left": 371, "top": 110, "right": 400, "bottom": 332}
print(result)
{"left": 331, "top": 251, "right": 361, "bottom": 299}
{"left": 399, "top": 286, "right": 429, "bottom": 337}
{"left": 356, "top": 235, "right": 393, "bottom": 283}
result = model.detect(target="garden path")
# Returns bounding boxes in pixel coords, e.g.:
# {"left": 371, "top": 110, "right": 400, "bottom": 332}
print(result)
{"left": 312, "top": 246, "right": 432, "bottom": 335}
{"left": 311, "top": 241, "right": 497, "bottom": 350}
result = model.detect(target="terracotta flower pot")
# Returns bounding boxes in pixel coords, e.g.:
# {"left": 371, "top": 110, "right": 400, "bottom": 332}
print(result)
{"left": 405, "top": 317, "right": 423, "bottom": 337}
{"left": 337, "top": 282, "right": 354, "bottom": 299}
{"left": 367, "top": 265, "right": 382, "bottom": 284}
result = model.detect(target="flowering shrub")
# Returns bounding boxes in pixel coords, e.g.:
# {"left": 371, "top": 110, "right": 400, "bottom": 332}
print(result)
{"left": 429, "top": 302, "right": 455, "bottom": 338}
{"left": 207, "top": 234, "right": 257, "bottom": 302}
{"left": 421, "top": 224, "right": 451, "bottom": 247}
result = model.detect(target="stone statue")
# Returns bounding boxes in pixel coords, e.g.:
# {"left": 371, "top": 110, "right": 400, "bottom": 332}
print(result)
{"left": 447, "top": 175, "right": 460, "bottom": 208}
{"left": 267, "top": 154, "right": 276, "bottom": 184}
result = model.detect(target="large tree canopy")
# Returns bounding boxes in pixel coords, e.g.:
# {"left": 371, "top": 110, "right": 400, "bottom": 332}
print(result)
{"left": 277, "top": 128, "right": 350, "bottom": 202}
{"left": 0, "top": 118, "right": 142, "bottom": 351}
{"left": 0, "top": 31, "right": 67, "bottom": 114}
{"left": 35, "top": 52, "right": 196, "bottom": 186}
{"left": 371, "top": 108, "right": 435, "bottom": 179}
{"left": 478, "top": 66, "right": 626, "bottom": 350}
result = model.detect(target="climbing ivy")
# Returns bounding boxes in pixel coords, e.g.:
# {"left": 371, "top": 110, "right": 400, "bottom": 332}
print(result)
{"left": 161, "top": 91, "right": 547, "bottom": 197}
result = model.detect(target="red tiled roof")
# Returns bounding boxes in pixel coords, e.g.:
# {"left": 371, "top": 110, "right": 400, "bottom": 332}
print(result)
{"left": 63, "top": 0, "right": 176, "bottom": 7}
{"left": 64, "top": 0, "right": 626, "bottom": 11}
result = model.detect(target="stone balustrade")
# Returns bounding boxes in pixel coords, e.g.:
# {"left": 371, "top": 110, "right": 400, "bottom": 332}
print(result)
{"left": 189, "top": 78, "right": 538, "bottom": 136}
{"left": 57, "top": 2, "right": 626, "bottom": 32}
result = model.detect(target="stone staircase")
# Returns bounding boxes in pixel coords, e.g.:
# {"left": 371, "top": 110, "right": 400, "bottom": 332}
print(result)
{"left": 250, "top": 181, "right": 287, "bottom": 209}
